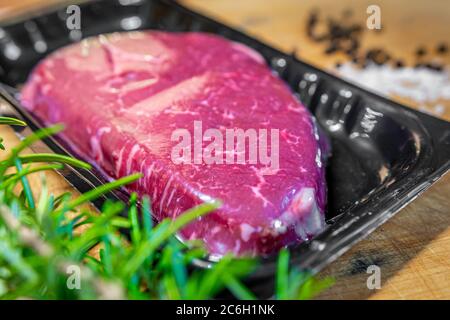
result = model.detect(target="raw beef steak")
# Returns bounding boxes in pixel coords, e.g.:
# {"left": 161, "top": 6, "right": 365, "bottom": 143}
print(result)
{"left": 21, "top": 31, "right": 328, "bottom": 256}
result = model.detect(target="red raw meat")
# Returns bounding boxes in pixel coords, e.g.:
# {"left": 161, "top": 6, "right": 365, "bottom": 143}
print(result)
{"left": 21, "top": 31, "right": 328, "bottom": 256}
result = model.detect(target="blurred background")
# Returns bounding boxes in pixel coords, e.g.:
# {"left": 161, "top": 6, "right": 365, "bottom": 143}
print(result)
{"left": 182, "top": 0, "right": 450, "bottom": 122}
{"left": 1, "top": 0, "right": 449, "bottom": 120}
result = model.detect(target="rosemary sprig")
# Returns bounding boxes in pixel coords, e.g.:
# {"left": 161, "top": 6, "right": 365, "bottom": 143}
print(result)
{"left": 0, "top": 118, "right": 333, "bottom": 300}
{"left": 0, "top": 117, "right": 26, "bottom": 126}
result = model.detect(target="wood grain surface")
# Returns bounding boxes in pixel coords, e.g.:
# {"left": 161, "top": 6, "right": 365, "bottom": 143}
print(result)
{"left": 0, "top": 0, "right": 449, "bottom": 299}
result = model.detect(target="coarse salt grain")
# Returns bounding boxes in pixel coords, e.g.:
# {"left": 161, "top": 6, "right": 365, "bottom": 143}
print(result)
{"left": 336, "top": 63, "right": 450, "bottom": 115}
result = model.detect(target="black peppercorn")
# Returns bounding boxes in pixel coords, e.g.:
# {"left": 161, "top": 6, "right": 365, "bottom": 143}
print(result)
{"left": 425, "top": 62, "right": 443, "bottom": 72}
{"left": 394, "top": 60, "right": 404, "bottom": 68}
{"left": 436, "top": 43, "right": 448, "bottom": 54}
{"left": 324, "top": 43, "right": 338, "bottom": 54}
{"left": 414, "top": 62, "right": 425, "bottom": 69}
{"left": 415, "top": 47, "right": 426, "bottom": 57}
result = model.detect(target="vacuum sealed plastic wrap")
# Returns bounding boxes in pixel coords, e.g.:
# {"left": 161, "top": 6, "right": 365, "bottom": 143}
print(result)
{"left": 20, "top": 31, "right": 328, "bottom": 256}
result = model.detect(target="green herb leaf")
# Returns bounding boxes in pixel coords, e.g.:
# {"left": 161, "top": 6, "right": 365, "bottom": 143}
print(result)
{"left": 0, "top": 117, "right": 27, "bottom": 126}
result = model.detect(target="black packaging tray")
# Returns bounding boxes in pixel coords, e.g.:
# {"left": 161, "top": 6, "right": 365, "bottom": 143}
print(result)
{"left": 0, "top": 0, "right": 449, "bottom": 298}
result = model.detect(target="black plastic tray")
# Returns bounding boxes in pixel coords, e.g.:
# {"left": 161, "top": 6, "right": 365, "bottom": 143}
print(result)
{"left": 0, "top": 0, "right": 449, "bottom": 298}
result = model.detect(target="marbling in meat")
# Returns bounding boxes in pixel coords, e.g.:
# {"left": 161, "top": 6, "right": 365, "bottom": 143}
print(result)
{"left": 21, "top": 31, "right": 328, "bottom": 256}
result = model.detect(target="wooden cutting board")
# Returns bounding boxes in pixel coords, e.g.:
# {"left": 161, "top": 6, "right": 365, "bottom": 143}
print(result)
{"left": 0, "top": 0, "right": 449, "bottom": 299}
